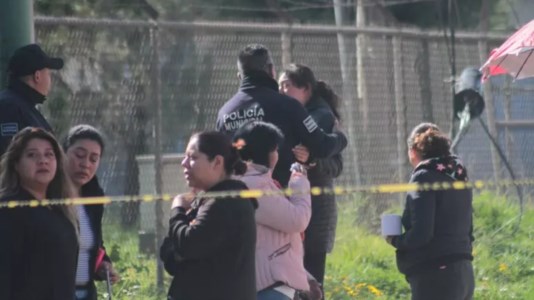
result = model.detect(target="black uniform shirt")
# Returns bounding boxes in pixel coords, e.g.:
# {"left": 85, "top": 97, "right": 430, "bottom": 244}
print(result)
{"left": 0, "top": 79, "right": 53, "bottom": 155}
{"left": 216, "top": 71, "right": 347, "bottom": 186}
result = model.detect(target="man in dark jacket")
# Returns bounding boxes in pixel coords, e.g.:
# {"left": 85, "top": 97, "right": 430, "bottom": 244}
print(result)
{"left": 216, "top": 44, "right": 347, "bottom": 186}
{"left": 0, "top": 44, "right": 63, "bottom": 155}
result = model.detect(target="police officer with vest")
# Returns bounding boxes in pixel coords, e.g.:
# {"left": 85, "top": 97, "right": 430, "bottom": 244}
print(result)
{"left": 217, "top": 44, "right": 348, "bottom": 186}
{"left": 0, "top": 44, "right": 63, "bottom": 155}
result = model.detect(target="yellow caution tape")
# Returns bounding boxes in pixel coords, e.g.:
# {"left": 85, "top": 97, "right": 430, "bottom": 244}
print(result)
{"left": 0, "top": 178, "right": 532, "bottom": 209}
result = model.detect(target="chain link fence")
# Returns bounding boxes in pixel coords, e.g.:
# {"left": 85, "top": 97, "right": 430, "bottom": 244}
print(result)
{"left": 32, "top": 16, "right": 533, "bottom": 296}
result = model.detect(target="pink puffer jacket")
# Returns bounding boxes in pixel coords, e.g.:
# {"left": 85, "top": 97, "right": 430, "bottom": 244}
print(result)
{"left": 239, "top": 163, "right": 312, "bottom": 292}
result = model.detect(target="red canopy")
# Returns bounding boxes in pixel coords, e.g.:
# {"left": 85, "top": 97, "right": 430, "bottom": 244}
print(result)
{"left": 481, "top": 19, "right": 534, "bottom": 80}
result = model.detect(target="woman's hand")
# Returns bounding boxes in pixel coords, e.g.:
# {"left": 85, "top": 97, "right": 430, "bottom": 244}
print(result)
{"left": 172, "top": 192, "right": 195, "bottom": 210}
{"left": 292, "top": 144, "right": 310, "bottom": 163}
{"left": 302, "top": 279, "right": 322, "bottom": 300}
{"left": 290, "top": 163, "right": 308, "bottom": 177}
{"left": 96, "top": 261, "right": 120, "bottom": 284}
{"left": 334, "top": 118, "right": 341, "bottom": 131}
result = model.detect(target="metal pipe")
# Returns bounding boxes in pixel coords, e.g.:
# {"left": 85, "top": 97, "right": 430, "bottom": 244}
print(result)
{"left": 0, "top": 0, "right": 34, "bottom": 88}
{"left": 33, "top": 16, "right": 509, "bottom": 41}
{"left": 150, "top": 25, "right": 165, "bottom": 292}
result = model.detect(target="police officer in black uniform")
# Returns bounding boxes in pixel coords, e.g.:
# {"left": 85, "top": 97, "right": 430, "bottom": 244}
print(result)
{"left": 217, "top": 44, "right": 348, "bottom": 186}
{"left": 0, "top": 44, "right": 63, "bottom": 155}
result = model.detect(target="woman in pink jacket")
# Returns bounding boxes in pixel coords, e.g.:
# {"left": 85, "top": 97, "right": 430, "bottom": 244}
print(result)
{"left": 233, "top": 121, "right": 317, "bottom": 300}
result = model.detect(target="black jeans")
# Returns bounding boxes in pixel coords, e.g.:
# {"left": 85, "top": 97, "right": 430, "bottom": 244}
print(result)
{"left": 407, "top": 260, "right": 474, "bottom": 300}
{"left": 304, "top": 251, "right": 326, "bottom": 284}
{"left": 74, "top": 282, "right": 97, "bottom": 300}
{"left": 304, "top": 251, "right": 326, "bottom": 300}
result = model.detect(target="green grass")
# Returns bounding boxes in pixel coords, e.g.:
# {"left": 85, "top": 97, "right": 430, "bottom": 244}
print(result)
{"left": 95, "top": 224, "right": 169, "bottom": 299}
{"left": 324, "top": 199, "right": 408, "bottom": 299}
{"left": 98, "top": 191, "right": 534, "bottom": 299}
{"left": 324, "top": 191, "right": 534, "bottom": 299}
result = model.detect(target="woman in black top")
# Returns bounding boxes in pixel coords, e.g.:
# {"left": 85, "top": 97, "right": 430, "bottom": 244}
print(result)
{"left": 387, "top": 123, "right": 474, "bottom": 300}
{"left": 63, "top": 125, "right": 120, "bottom": 300}
{"left": 160, "top": 131, "right": 257, "bottom": 300}
{"left": 0, "top": 127, "right": 79, "bottom": 300}
{"left": 279, "top": 64, "right": 343, "bottom": 294}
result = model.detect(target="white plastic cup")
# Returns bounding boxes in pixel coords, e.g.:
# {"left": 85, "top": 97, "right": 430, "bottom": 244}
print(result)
{"left": 381, "top": 214, "right": 402, "bottom": 236}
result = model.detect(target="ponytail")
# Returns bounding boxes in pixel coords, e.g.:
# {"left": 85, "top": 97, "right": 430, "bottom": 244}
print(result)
{"left": 194, "top": 131, "right": 248, "bottom": 176}
{"left": 316, "top": 80, "right": 341, "bottom": 120}
{"left": 229, "top": 146, "right": 247, "bottom": 176}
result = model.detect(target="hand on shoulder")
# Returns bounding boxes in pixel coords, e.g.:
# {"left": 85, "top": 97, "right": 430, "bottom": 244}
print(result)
{"left": 171, "top": 192, "right": 196, "bottom": 210}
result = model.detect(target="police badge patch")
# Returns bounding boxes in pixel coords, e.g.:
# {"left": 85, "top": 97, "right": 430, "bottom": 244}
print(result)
{"left": 1, "top": 123, "right": 19, "bottom": 136}
{"left": 303, "top": 116, "right": 318, "bottom": 133}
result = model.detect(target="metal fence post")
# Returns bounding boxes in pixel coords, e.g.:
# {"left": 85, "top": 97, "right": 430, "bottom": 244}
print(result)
{"left": 503, "top": 76, "right": 513, "bottom": 159}
{"left": 478, "top": 39, "right": 501, "bottom": 182}
{"left": 417, "top": 38, "right": 434, "bottom": 123}
{"left": 393, "top": 36, "right": 409, "bottom": 203}
{"left": 151, "top": 23, "right": 165, "bottom": 292}
{"left": 281, "top": 30, "right": 292, "bottom": 68}
{"left": 335, "top": 0, "right": 362, "bottom": 186}
{"left": 355, "top": 0, "right": 368, "bottom": 132}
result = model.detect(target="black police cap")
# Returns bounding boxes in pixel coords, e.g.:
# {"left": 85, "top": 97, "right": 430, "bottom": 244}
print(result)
{"left": 7, "top": 44, "right": 64, "bottom": 76}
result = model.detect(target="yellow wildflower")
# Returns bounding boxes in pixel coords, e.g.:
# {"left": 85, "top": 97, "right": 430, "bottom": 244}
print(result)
{"left": 367, "top": 284, "right": 384, "bottom": 297}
